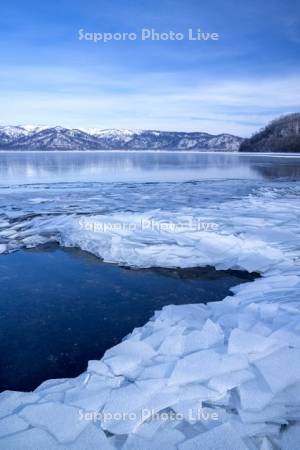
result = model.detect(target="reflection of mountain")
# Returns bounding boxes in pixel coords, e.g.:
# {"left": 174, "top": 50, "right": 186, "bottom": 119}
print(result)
{"left": 1, "top": 152, "right": 299, "bottom": 185}
{"left": 0, "top": 125, "right": 242, "bottom": 151}
{"left": 240, "top": 113, "right": 300, "bottom": 153}
{"left": 0, "top": 151, "right": 256, "bottom": 179}
{"left": 251, "top": 160, "right": 300, "bottom": 179}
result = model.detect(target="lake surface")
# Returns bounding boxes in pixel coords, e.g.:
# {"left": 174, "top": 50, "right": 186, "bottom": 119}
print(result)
{"left": 0, "top": 245, "right": 256, "bottom": 392}
{"left": 0, "top": 151, "right": 300, "bottom": 184}
{"left": 0, "top": 151, "right": 299, "bottom": 392}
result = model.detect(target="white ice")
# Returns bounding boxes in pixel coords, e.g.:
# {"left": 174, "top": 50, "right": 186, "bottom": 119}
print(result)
{"left": 0, "top": 180, "right": 300, "bottom": 449}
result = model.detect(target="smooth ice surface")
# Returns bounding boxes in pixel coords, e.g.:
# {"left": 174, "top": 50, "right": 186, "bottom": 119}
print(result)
{"left": 0, "top": 173, "right": 300, "bottom": 449}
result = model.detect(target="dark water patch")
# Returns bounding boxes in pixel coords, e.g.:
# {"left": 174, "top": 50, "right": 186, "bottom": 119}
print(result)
{"left": 0, "top": 245, "right": 257, "bottom": 392}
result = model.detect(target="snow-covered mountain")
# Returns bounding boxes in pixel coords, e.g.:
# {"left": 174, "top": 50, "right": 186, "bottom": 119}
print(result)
{"left": 0, "top": 125, "right": 243, "bottom": 151}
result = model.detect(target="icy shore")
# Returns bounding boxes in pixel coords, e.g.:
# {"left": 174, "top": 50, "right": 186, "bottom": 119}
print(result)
{"left": 0, "top": 181, "right": 300, "bottom": 449}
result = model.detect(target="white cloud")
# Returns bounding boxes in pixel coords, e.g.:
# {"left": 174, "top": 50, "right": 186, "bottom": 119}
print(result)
{"left": 0, "top": 64, "right": 299, "bottom": 136}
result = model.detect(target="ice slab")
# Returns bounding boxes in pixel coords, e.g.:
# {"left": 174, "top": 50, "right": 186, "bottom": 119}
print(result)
{"left": 0, "top": 391, "right": 40, "bottom": 419}
{"left": 68, "top": 423, "right": 113, "bottom": 449}
{"left": 178, "top": 423, "right": 250, "bottom": 450}
{"left": 104, "top": 339, "right": 156, "bottom": 359}
{"left": 19, "top": 402, "right": 88, "bottom": 443}
{"left": 64, "top": 383, "right": 111, "bottom": 411}
{"left": 0, "top": 428, "right": 61, "bottom": 449}
{"left": 169, "top": 350, "right": 248, "bottom": 386}
{"left": 275, "top": 423, "right": 300, "bottom": 450}
{"left": 238, "top": 377, "right": 275, "bottom": 412}
{"left": 239, "top": 404, "right": 287, "bottom": 424}
{"left": 228, "top": 329, "right": 278, "bottom": 355}
{"left": 255, "top": 348, "right": 300, "bottom": 394}
{"left": 123, "top": 425, "right": 184, "bottom": 450}
{"left": 0, "top": 414, "right": 28, "bottom": 438}
{"left": 182, "top": 320, "right": 224, "bottom": 353}
{"left": 208, "top": 369, "right": 255, "bottom": 393}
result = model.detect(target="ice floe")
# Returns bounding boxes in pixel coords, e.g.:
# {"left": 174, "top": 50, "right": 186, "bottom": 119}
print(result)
{"left": 0, "top": 180, "right": 300, "bottom": 448}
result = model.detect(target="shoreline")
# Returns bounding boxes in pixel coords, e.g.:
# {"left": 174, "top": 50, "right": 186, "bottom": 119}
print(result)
{"left": 0, "top": 149, "right": 300, "bottom": 157}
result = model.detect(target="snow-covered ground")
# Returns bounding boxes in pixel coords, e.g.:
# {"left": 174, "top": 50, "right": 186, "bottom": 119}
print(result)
{"left": 0, "top": 179, "right": 300, "bottom": 449}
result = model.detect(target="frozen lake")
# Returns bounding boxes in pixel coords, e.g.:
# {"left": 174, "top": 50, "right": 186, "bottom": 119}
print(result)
{"left": 0, "top": 151, "right": 300, "bottom": 184}
{"left": 0, "top": 151, "right": 300, "bottom": 449}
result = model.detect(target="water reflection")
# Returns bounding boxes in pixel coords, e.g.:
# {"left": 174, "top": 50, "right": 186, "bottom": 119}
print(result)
{"left": 0, "top": 151, "right": 300, "bottom": 184}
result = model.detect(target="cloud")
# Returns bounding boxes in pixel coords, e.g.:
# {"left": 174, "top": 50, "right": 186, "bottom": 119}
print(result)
{"left": 0, "top": 63, "right": 299, "bottom": 136}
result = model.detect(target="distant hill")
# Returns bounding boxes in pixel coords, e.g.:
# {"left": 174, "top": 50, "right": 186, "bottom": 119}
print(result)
{"left": 239, "top": 113, "right": 300, "bottom": 153}
{"left": 0, "top": 125, "right": 243, "bottom": 151}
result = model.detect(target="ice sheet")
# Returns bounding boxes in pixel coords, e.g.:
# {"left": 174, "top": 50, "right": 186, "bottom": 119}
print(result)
{"left": 0, "top": 181, "right": 300, "bottom": 449}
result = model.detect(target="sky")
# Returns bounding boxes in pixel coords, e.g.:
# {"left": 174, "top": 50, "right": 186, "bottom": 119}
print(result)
{"left": 0, "top": 0, "right": 300, "bottom": 136}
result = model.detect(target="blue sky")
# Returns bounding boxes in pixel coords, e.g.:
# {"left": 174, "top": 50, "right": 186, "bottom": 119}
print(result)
{"left": 0, "top": 0, "right": 299, "bottom": 136}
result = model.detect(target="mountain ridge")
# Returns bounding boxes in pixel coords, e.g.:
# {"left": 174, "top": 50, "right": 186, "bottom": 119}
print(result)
{"left": 0, "top": 125, "right": 243, "bottom": 151}
{"left": 239, "top": 113, "right": 300, "bottom": 153}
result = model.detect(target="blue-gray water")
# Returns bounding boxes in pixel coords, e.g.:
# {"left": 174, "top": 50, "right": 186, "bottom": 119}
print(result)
{"left": 0, "top": 245, "right": 256, "bottom": 391}
{"left": 0, "top": 151, "right": 299, "bottom": 392}
{"left": 0, "top": 151, "right": 300, "bottom": 184}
